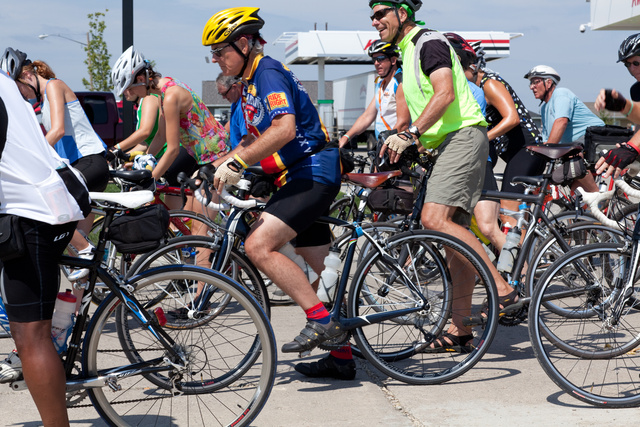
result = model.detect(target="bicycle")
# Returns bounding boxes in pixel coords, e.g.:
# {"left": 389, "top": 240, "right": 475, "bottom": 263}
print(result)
{"left": 67, "top": 167, "right": 226, "bottom": 305}
{"left": 2, "top": 189, "right": 277, "bottom": 426}
{"left": 471, "top": 143, "right": 626, "bottom": 327}
{"left": 528, "top": 175, "right": 640, "bottom": 407}
{"left": 163, "top": 147, "right": 501, "bottom": 385}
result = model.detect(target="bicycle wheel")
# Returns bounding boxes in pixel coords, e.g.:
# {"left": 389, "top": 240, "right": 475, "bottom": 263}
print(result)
{"left": 84, "top": 265, "right": 276, "bottom": 426}
{"left": 128, "top": 235, "right": 270, "bottom": 317}
{"left": 528, "top": 243, "right": 640, "bottom": 407}
{"left": 348, "top": 230, "right": 499, "bottom": 385}
{"left": 168, "top": 208, "right": 222, "bottom": 237}
{"left": 525, "top": 222, "right": 625, "bottom": 299}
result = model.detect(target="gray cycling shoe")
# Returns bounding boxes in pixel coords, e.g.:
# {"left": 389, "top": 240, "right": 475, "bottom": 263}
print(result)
{"left": 282, "top": 318, "right": 345, "bottom": 353}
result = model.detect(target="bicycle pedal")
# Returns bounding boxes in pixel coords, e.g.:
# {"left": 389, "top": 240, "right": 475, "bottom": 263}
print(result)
{"left": 298, "top": 350, "right": 312, "bottom": 358}
{"left": 500, "top": 300, "right": 526, "bottom": 315}
{"left": 10, "top": 380, "right": 27, "bottom": 391}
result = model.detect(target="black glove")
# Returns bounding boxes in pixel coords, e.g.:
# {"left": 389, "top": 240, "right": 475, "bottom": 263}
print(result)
{"left": 604, "top": 89, "right": 627, "bottom": 112}
{"left": 602, "top": 144, "right": 639, "bottom": 170}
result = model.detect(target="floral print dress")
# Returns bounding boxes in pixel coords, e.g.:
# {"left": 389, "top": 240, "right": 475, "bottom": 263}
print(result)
{"left": 160, "top": 78, "right": 229, "bottom": 164}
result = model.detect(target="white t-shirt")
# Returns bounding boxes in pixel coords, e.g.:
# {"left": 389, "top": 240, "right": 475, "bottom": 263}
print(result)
{"left": 0, "top": 72, "right": 86, "bottom": 224}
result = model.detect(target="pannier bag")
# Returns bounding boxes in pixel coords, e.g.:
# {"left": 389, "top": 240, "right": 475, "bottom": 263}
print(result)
{"left": 550, "top": 157, "right": 588, "bottom": 186}
{"left": 106, "top": 205, "right": 170, "bottom": 254}
{"left": 368, "top": 186, "right": 414, "bottom": 214}
{"left": 584, "top": 125, "right": 635, "bottom": 165}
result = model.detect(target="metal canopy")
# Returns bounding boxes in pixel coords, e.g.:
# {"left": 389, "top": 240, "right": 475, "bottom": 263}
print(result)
{"left": 589, "top": 0, "right": 640, "bottom": 30}
{"left": 273, "top": 30, "right": 523, "bottom": 65}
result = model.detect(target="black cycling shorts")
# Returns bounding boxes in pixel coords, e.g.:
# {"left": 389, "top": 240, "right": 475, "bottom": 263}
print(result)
{"left": 72, "top": 153, "right": 110, "bottom": 192}
{"left": 265, "top": 179, "right": 340, "bottom": 248}
{"left": 1, "top": 218, "right": 76, "bottom": 323}
{"left": 163, "top": 147, "right": 199, "bottom": 187}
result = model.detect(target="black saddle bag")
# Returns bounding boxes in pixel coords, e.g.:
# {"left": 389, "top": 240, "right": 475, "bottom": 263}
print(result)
{"left": 106, "top": 205, "right": 170, "bottom": 254}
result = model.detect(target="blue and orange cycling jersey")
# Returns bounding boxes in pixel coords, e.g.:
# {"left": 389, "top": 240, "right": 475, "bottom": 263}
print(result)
{"left": 241, "top": 54, "right": 340, "bottom": 187}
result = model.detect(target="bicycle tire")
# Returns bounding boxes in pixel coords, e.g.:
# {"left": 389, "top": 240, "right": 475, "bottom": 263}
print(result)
{"left": 348, "top": 230, "right": 499, "bottom": 385}
{"left": 127, "top": 235, "right": 270, "bottom": 317}
{"left": 84, "top": 265, "right": 276, "bottom": 426}
{"left": 525, "top": 221, "right": 625, "bottom": 300}
{"left": 528, "top": 242, "right": 640, "bottom": 407}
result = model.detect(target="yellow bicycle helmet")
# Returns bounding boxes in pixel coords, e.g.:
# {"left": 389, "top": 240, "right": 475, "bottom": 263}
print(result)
{"left": 202, "top": 7, "right": 265, "bottom": 46}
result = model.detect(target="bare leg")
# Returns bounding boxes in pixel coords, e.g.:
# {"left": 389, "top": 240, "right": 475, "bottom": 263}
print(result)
{"left": 474, "top": 199, "right": 506, "bottom": 252}
{"left": 421, "top": 203, "right": 513, "bottom": 340}
{"left": 245, "top": 212, "right": 323, "bottom": 311}
{"left": 11, "top": 320, "right": 69, "bottom": 427}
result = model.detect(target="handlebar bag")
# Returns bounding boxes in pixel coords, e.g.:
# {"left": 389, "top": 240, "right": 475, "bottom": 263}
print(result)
{"left": 106, "top": 204, "right": 170, "bottom": 254}
{"left": 584, "top": 125, "right": 635, "bottom": 165}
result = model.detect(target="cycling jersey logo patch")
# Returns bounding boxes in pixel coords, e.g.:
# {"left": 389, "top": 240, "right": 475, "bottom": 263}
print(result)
{"left": 266, "top": 92, "right": 289, "bottom": 111}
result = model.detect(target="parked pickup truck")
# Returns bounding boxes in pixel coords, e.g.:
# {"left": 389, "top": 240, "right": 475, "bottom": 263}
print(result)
{"left": 75, "top": 91, "right": 123, "bottom": 148}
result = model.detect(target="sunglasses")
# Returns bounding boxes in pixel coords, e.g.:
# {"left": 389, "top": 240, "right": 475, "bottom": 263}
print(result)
{"left": 625, "top": 60, "right": 640, "bottom": 68}
{"left": 370, "top": 7, "right": 395, "bottom": 22}
{"left": 211, "top": 43, "right": 232, "bottom": 58}
{"left": 529, "top": 79, "right": 544, "bottom": 87}
{"left": 219, "top": 83, "right": 237, "bottom": 98}
{"left": 372, "top": 55, "right": 388, "bottom": 63}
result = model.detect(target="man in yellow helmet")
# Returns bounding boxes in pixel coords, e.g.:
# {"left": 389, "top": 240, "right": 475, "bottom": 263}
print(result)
{"left": 203, "top": 8, "right": 353, "bottom": 378}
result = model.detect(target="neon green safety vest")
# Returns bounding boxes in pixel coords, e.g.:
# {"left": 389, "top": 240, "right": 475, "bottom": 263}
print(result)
{"left": 398, "top": 26, "right": 487, "bottom": 149}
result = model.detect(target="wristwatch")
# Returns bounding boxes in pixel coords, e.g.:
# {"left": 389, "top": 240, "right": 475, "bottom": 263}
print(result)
{"left": 408, "top": 125, "right": 421, "bottom": 139}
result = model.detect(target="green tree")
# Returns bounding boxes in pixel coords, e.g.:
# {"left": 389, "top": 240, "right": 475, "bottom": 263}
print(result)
{"left": 598, "top": 108, "right": 613, "bottom": 125}
{"left": 83, "top": 10, "right": 112, "bottom": 91}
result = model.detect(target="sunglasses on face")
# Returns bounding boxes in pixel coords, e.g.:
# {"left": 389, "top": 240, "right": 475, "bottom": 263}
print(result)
{"left": 625, "top": 60, "right": 640, "bottom": 68}
{"left": 219, "top": 83, "right": 236, "bottom": 98}
{"left": 529, "top": 79, "right": 544, "bottom": 87}
{"left": 211, "top": 44, "right": 231, "bottom": 58}
{"left": 370, "top": 7, "right": 394, "bottom": 22}
{"left": 372, "top": 55, "right": 388, "bottom": 63}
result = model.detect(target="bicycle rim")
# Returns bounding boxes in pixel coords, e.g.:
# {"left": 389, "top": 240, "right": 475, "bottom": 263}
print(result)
{"left": 529, "top": 243, "right": 640, "bottom": 407}
{"left": 348, "top": 230, "right": 498, "bottom": 385}
{"left": 84, "top": 266, "right": 276, "bottom": 426}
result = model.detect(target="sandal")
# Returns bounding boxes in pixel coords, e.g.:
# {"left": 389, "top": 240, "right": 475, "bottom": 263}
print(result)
{"left": 422, "top": 332, "right": 474, "bottom": 354}
{"left": 462, "top": 289, "right": 520, "bottom": 327}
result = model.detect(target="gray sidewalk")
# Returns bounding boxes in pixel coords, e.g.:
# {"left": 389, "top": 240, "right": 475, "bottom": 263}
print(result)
{"left": 0, "top": 303, "right": 635, "bottom": 426}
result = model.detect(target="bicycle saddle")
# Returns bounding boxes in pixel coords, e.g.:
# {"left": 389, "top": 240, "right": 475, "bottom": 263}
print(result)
{"left": 110, "top": 169, "right": 152, "bottom": 182}
{"left": 526, "top": 144, "right": 583, "bottom": 161}
{"left": 510, "top": 175, "right": 544, "bottom": 187}
{"left": 342, "top": 170, "right": 402, "bottom": 189}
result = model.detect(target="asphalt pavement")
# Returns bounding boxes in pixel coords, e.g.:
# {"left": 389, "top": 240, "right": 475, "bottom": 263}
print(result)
{"left": 0, "top": 302, "right": 637, "bottom": 427}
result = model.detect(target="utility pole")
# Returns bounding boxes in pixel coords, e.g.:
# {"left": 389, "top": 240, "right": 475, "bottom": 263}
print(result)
{"left": 122, "top": 0, "right": 134, "bottom": 138}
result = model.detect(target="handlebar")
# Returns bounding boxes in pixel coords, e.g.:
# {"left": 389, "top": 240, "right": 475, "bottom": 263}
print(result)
{"left": 575, "top": 177, "right": 640, "bottom": 229}
{"left": 176, "top": 170, "right": 260, "bottom": 211}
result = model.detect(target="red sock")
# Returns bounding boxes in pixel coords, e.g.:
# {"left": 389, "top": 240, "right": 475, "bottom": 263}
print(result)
{"left": 330, "top": 345, "right": 352, "bottom": 361}
{"left": 305, "top": 302, "right": 331, "bottom": 324}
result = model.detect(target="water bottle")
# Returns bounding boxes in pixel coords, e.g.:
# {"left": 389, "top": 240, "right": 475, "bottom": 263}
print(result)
{"left": 279, "top": 242, "right": 318, "bottom": 284}
{"left": 497, "top": 227, "right": 521, "bottom": 274}
{"left": 51, "top": 289, "right": 77, "bottom": 354}
{"left": 317, "top": 247, "right": 341, "bottom": 304}
{"left": 0, "top": 294, "right": 10, "bottom": 337}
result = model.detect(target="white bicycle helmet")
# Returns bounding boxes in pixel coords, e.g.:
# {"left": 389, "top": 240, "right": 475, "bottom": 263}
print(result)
{"left": 0, "top": 47, "right": 29, "bottom": 81}
{"left": 524, "top": 65, "right": 561, "bottom": 85}
{"left": 111, "top": 46, "right": 148, "bottom": 97}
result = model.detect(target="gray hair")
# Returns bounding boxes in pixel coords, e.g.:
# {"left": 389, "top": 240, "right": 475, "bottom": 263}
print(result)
{"left": 216, "top": 73, "right": 239, "bottom": 88}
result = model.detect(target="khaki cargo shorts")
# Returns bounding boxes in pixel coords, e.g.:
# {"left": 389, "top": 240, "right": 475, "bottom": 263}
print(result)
{"left": 424, "top": 125, "right": 489, "bottom": 225}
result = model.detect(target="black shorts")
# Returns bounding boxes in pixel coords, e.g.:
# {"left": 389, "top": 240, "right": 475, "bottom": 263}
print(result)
{"left": 163, "top": 147, "right": 199, "bottom": 187}
{"left": 0, "top": 218, "right": 76, "bottom": 323}
{"left": 72, "top": 153, "right": 109, "bottom": 192}
{"left": 480, "top": 161, "right": 499, "bottom": 200}
{"left": 265, "top": 179, "right": 340, "bottom": 247}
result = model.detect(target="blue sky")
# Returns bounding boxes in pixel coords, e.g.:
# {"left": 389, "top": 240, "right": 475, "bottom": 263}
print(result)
{"left": 1, "top": 1, "right": 634, "bottom": 115}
